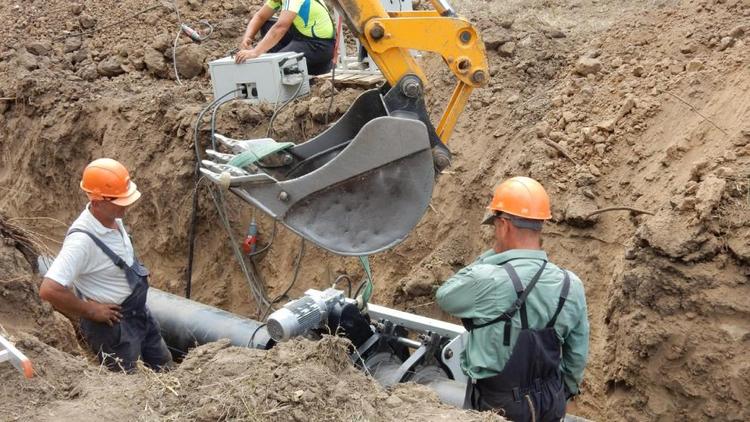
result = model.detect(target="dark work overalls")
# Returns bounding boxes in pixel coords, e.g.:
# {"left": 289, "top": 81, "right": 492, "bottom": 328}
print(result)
{"left": 70, "top": 229, "right": 172, "bottom": 373}
{"left": 260, "top": 11, "right": 336, "bottom": 75}
{"left": 463, "top": 260, "right": 571, "bottom": 422}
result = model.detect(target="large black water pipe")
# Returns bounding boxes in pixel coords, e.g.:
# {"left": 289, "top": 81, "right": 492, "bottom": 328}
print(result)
{"left": 147, "top": 288, "right": 273, "bottom": 357}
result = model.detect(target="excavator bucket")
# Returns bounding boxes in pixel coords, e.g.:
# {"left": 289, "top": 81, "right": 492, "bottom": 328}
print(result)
{"left": 201, "top": 76, "right": 441, "bottom": 256}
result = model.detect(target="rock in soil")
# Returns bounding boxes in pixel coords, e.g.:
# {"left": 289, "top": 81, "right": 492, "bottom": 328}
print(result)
{"left": 574, "top": 56, "right": 602, "bottom": 76}
{"left": 96, "top": 56, "right": 125, "bottom": 77}
{"left": 563, "top": 195, "right": 599, "bottom": 227}
{"left": 174, "top": 44, "right": 207, "bottom": 79}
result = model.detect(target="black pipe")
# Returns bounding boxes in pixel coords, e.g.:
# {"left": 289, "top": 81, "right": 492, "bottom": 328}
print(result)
{"left": 147, "top": 288, "right": 273, "bottom": 357}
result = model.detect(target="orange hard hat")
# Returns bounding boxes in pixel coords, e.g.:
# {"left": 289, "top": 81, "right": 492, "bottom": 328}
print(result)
{"left": 80, "top": 158, "right": 141, "bottom": 206}
{"left": 482, "top": 176, "right": 551, "bottom": 224}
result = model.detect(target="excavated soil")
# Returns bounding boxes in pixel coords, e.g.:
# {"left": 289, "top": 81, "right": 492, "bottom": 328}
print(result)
{"left": 1, "top": 0, "right": 750, "bottom": 420}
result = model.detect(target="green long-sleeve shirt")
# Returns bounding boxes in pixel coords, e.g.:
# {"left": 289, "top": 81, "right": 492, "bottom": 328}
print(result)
{"left": 436, "top": 249, "right": 589, "bottom": 395}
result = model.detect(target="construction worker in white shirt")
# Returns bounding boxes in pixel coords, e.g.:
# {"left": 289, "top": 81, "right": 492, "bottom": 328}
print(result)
{"left": 40, "top": 158, "right": 172, "bottom": 372}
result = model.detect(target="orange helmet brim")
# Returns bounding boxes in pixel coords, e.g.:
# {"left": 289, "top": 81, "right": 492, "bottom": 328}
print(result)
{"left": 109, "top": 181, "right": 141, "bottom": 206}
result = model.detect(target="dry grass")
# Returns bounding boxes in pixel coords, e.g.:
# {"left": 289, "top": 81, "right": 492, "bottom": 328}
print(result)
{"left": 0, "top": 214, "right": 57, "bottom": 265}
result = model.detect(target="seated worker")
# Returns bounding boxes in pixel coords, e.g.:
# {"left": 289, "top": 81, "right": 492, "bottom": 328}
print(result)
{"left": 235, "top": 0, "right": 336, "bottom": 75}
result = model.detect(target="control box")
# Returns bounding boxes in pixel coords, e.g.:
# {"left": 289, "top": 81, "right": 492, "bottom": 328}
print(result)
{"left": 208, "top": 52, "right": 310, "bottom": 105}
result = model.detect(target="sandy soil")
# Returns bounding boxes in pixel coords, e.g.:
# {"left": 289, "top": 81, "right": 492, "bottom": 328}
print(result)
{"left": 1, "top": 0, "right": 749, "bottom": 420}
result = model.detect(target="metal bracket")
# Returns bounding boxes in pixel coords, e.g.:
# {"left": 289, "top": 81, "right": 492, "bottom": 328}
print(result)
{"left": 381, "top": 343, "right": 428, "bottom": 386}
{"left": 440, "top": 332, "right": 468, "bottom": 384}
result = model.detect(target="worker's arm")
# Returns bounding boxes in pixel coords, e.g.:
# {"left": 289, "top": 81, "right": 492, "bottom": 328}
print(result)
{"left": 436, "top": 266, "right": 491, "bottom": 317}
{"left": 240, "top": 3, "right": 277, "bottom": 49}
{"left": 235, "top": 10, "right": 295, "bottom": 63}
{"left": 39, "top": 278, "right": 122, "bottom": 325}
{"left": 560, "top": 284, "right": 590, "bottom": 396}
{"left": 40, "top": 233, "right": 122, "bottom": 325}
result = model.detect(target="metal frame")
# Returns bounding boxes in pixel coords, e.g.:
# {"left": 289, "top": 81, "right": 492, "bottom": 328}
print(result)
{"left": 0, "top": 334, "right": 33, "bottom": 379}
{"left": 368, "top": 303, "right": 468, "bottom": 383}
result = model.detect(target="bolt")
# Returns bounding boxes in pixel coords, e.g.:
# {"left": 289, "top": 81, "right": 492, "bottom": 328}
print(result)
{"left": 402, "top": 78, "right": 421, "bottom": 98}
{"left": 471, "top": 69, "right": 487, "bottom": 84}
{"left": 459, "top": 30, "right": 472, "bottom": 44}
{"left": 369, "top": 23, "right": 385, "bottom": 40}
{"left": 444, "top": 348, "right": 453, "bottom": 359}
{"left": 278, "top": 191, "right": 289, "bottom": 202}
{"left": 281, "top": 154, "right": 294, "bottom": 165}
{"left": 432, "top": 147, "right": 451, "bottom": 172}
{"left": 456, "top": 58, "right": 471, "bottom": 73}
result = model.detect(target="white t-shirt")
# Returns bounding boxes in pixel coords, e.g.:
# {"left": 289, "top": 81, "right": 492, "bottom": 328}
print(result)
{"left": 45, "top": 205, "right": 135, "bottom": 304}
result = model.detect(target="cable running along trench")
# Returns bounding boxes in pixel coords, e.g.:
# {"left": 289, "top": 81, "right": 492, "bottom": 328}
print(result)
{"left": 261, "top": 239, "right": 306, "bottom": 321}
{"left": 186, "top": 88, "right": 246, "bottom": 299}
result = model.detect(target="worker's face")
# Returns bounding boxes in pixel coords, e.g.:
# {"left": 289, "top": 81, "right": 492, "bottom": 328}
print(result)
{"left": 92, "top": 199, "right": 128, "bottom": 220}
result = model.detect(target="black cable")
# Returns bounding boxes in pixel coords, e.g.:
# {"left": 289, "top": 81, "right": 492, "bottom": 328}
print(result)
{"left": 201, "top": 91, "right": 278, "bottom": 308}
{"left": 332, "top": 274, "right": 353, "bottom": 298}
{"left": 352, "top": 276, "right": 368, "bottom": 300}
{"left": 210, "top": 94, "right": 243, "bottom": 151}
{"left": 260, "top": 238, "right": 306, "bottom": 320}
{"left": 248, "top": 323, "right": 267, "bottom": 347}
{"left": 267, "top": 78, "right": 305, "bottom": 138}
{"left": 247, "top": 258, "right": 267, "bottom": 295}
{"left": 193, "top": 89, "right": 244, "bottom": 163}
{"left": 208, "top": 93, "right": 282, "bottom": 307}
{"left": 274, "top": 239, "right": 305, "bottom": 302}
{"left": 184, "top": 177, "right": 202, "bottom": 299}
{"left": 324, "top": 65, "right": 336, "bottom": 124}
{"left": 246, "top": 220, "right": 277, "bottom": 258}
{"left": 208, "top": 187, "right": 271, "bottom": 309}
{"left": 284, "top": 139, "right": 351, "bottom": 178}
{"left": 185, "top": 88, "right": 244, "bottom": 298}
{"left": 209, "top": 100, "right": 287, "bottom": 171}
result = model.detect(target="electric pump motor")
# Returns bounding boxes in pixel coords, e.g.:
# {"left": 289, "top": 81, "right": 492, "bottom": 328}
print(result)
{"left": 267, "top": 288, "right": 355, "bottom": 342}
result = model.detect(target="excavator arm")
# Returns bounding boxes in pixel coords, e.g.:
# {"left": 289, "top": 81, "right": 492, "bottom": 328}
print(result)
{"left": 200, "top": 0, "right": 488, "bottom": 256}
{"left": 334, "top": 0, "right": 488, "bottom": 144}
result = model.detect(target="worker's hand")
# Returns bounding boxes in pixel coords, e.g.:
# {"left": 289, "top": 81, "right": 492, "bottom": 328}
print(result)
{"left": 234, "top": 49, "right": 261, "bottom": 63}
{"left": 240, "top": 36, "right": 253, "bottom": 50}
{"left": 86, "top": 302, "right": 123, "bottom": 326}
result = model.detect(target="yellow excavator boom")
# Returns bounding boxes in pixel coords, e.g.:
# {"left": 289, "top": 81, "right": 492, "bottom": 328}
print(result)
{"left": 333, "top": 0, "right": 489, "bottom": 143}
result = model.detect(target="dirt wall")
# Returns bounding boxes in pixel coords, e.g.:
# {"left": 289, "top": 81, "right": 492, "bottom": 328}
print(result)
{"left": 0, "top": 0, "right": 749, "bottom": 420}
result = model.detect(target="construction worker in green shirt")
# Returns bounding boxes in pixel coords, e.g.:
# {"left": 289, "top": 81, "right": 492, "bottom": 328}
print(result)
{"left": 436, "top": 176, "right": 589, "bottom": 421}
{"left": 236, "top": 0, "right": 336, "bottom": 75}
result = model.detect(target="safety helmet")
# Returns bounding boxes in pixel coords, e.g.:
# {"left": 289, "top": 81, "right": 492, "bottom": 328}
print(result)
{"left": 481, "top": 176, "right": 551, "bottom": 225}
{"left": 80, "top": 158, "right": 141, "bottom": 206}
